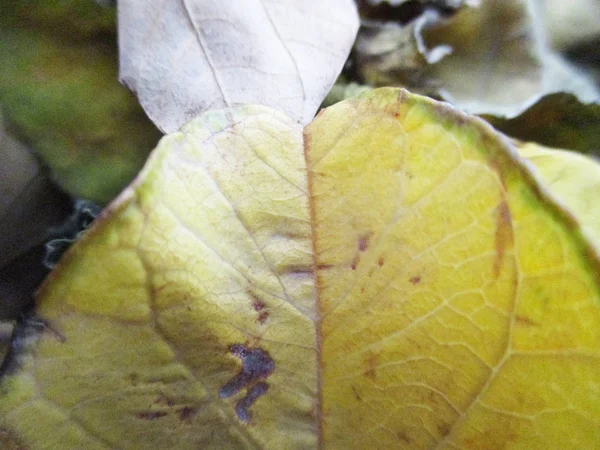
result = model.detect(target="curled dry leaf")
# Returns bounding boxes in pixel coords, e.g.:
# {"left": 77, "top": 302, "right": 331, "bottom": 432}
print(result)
{"left": 422, "top": 0, "right": 600, "bottom": 116}
{"left": 118, "top": 0, "right": 360, "bottom": 133}
{"left": 355, "top": 0, "right": 600, "bottom": 118}
{"left": 1, "top": 89, "right": 599, "bottom": 449}
{"left": 355, "top": 9, "right": 452, "bottom": 90}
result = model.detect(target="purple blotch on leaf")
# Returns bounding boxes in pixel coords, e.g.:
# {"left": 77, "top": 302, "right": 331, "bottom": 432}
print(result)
{"left": 219, "top": 344, "right": 275, "bottom": 422}
{"left": 219, "top": 344, "right": 274, "bottom": 398}
{"left": 235, "top": 382, "right": 269, "bottom": 423}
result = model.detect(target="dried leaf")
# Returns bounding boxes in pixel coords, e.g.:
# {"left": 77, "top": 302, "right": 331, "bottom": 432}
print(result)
{"left": 355, "top": 10, "right": 450, "bottom": 90}
{"left": 541, "top": 0, "right": 600, "bottom": 51}
{"left": 355, "top": 0, "right": 600, "bottom": 117}
{"left": 1, "top": 89, "right": 599, "bottom": 449}
{"left": 118, "top": 0, "right": 360, "bottom": 133}
{"left": 423, "top": 0, "right": 599, "bottom": 115}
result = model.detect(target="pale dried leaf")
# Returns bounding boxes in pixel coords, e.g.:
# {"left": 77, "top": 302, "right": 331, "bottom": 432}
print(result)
{"left": 356, "top": 0, "right": 600, "bottom": 118}
{"left": 119, "top": 0, "right": 359, "bottom": 133}
{"left": 424, "top": 0, "right": 600, "bottom": 115}
{"left": 540, "top": 0, "right": 600, "bottom": 51}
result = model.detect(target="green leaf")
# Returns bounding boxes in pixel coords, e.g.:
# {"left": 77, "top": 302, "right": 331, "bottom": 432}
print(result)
{"left": 0, "top": 2, "right": 161, "bottom": 203}
{"left": 483, "top": 93, "right": 600, "bottom": 157}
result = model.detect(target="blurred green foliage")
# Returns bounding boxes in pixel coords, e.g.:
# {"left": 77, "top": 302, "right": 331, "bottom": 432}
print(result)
{"left": 0, "top": 0, "right": 161, "bottom": 204}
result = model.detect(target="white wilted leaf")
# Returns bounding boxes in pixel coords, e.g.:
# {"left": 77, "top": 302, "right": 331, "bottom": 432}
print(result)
{"left": 119, "top": 0, "right": 360, "bottom": 133}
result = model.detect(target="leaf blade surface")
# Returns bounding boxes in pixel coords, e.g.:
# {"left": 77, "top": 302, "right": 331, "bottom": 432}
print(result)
{"left": 1, "top": 89, "right": 599, "bottom": 449}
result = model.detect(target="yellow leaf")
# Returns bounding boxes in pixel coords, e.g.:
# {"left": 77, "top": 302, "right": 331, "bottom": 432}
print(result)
{"left": 1, "top": 89, "right": 599, "bottom": 449}
{"left": 517, "top": 142, "right": 600, "bottom": 249}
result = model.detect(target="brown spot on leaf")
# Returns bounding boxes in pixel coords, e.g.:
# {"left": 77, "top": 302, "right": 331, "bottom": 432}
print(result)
{"left": 351, "top": 254, "right": 359, "bottom": 270}
{"left": 494, "top": 200, "right": 513, "bottom": 278}
{"left": 364, "top": 352, "right": 378, "bottom": 380}
{"left": 409, "top": 276, "right": 421, "bottom": 285}
{"left": 358, "top": 232, "right": 373, "bottom": 252}
{"left": 248, "top": 291, "right": 264, "bottom": 310}
{"left": 378, "top": 257, "right": 384, "bottom": 267}
{"left": 352, "top": 385, "right": 362, "bottom": 401}
{"left": 136, "top": 411, "right": 168, "bottom": 420}
{"left": 257, "top": 310, "right": 269, "bottom": 325}
{"left": 177, "top": 406, "right": 197, "bottom": 421}
{"left": 284, "top": 265, "right": 314, "bottom": 276}
{"left": 249, "top": 292, "right": 269, "bottom": 323}
{"left": 515, "top": 315, "right": 538, "bottom": 327}
{"left": 316, "top": 264, "right": 334, "bottom": 270}
{"left": 397, "top": 432, "right": 412, "bottom": 444}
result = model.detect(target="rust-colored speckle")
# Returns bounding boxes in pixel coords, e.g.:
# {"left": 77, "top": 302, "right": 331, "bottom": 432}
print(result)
{"left": 494, "top": 200, "right": 513, "bottom": 278}
{"left": 409, "top": 276, "right": 421, "bottom": 285}
{"left": 352, "top": 385, "right": 362, "bottom": 402}
{"left": 364, "top": 352, "right": 378, "bottom": 380}
{"left": 351, "top": 254, "right": 359, "bottom": 270}
{"left": 136, "top": 411, "right": 168, "bottom": 420}
{"left": 378, "top": 257, "right": 384, "bottom": 267}
{"left": 249, "top": 292, "right": 269, "bottom": 323}
{"left": 358, "top": 233, "right": 372, "bottom": 252}
{"left": 257, "top": 310, "right": 269, "bottom": 325}
{"left": 316, "top": 264, "right": 334, "bottom": 270}
{"left": 515, "top": 315, "right": 538, "bottom": 327}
